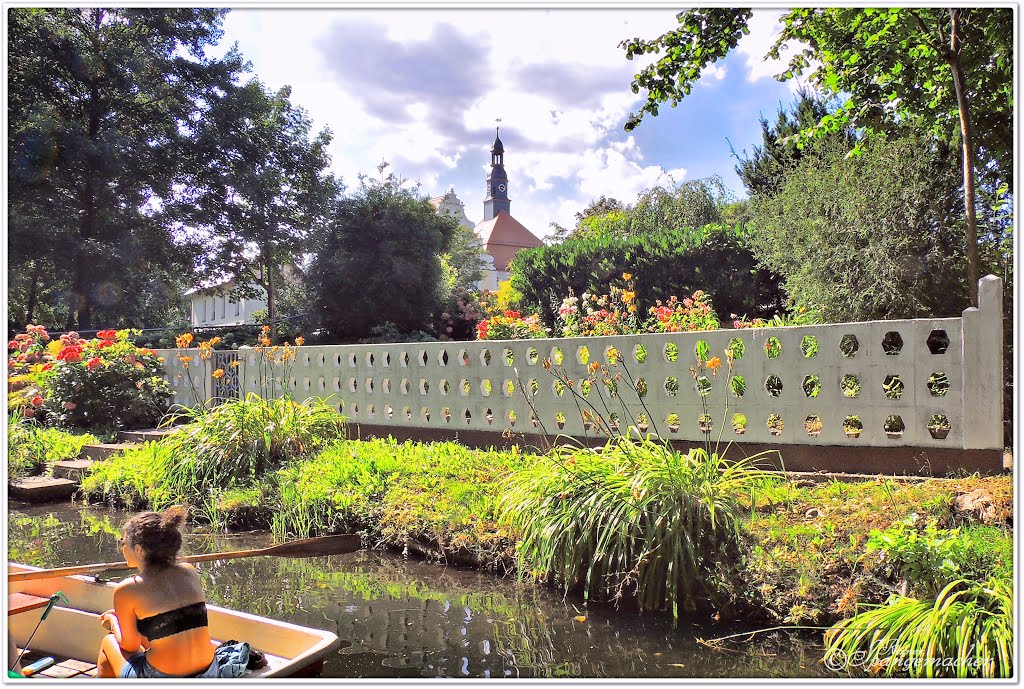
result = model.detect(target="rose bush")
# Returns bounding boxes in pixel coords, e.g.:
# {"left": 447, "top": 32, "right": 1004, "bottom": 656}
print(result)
{"left": 476, "top": 310, "right": 549, "bottom": 340}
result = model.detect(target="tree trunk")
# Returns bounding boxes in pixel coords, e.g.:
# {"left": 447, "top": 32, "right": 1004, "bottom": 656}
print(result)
{"left": 947, "top": 9, "right": 980, "bottom": 307}
{"left": 266, "top": 255, "right": 277, "bottom": 337}
{"left": 25, "top": 262, "right": 41, "bottom": 326}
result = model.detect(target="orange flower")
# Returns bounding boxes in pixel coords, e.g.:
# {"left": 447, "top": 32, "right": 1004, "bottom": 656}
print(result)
{"left": 212, "top": 368, "right": 225, "bottom": 379}
{"left": 622, "top": 272, "right": 633, "bottom": 281}
{"left": 177, "top": 355, "right": 193, "bottom": 365}
{"left": 175, "top": 333, "right": 194, "bottom": 348}
{"left": 295, "top": 336, "right": 305, "bottom": 347}
{"left": 707, "top": 356, "right": 722, "bottom": 374}
{"left": 621, "top": 290, "right": 636, "bottom": 304}
{"left": 230, "top": 360, "right": 240, "bottom": 368}
{"left": 588, "top": 361, "right": 600, "bottom": 374}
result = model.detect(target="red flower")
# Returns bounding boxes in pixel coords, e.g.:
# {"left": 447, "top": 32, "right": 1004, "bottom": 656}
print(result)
{"left": 98, "top": 340, "right": 115, "bottom": 348}
{"left": 7, "top": 340, "right": 17, "bottom": 350}
{"left": 57, "top": 346, "right": 83, "bottom": 363}
{"left": 41, "top": 363, "right": 53, "bottom": 371}
{"left": 31, "top": 395, "right": 43, "bottom": 407}
{"left": 96, "top": 329, "right": 117, "bottom": 340}
{"left": 504, "top": 310, "right": 521, "bottom": 320}
{"left": 86, "top": 357, "right": 103, "bottom": 371}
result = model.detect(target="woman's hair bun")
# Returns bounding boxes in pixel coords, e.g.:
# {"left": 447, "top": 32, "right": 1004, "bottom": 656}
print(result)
{"left": 160, "top": 505, "right": 188, "bottom": 528}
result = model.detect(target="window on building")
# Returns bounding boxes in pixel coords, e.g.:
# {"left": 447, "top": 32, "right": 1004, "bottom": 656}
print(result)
{"left": 233, "top": 297, "right": 240, "bottom": 317}
{"left": 199, "top": 299, "right": 206, "bottom": 322}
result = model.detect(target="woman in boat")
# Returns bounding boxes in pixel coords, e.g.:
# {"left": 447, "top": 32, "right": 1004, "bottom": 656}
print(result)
{"left": 96, "top": 506, "right": 218, "bottom": 678}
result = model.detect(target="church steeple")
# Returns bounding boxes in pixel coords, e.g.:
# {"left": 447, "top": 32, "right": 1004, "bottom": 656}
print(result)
{"left": 483, "top": 127, "right": 510, "bottom": 221}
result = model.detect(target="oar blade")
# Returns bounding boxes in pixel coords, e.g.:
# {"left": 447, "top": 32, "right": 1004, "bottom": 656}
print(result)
{"left": 263, "top": 533, "right": 363, "bottom": 559}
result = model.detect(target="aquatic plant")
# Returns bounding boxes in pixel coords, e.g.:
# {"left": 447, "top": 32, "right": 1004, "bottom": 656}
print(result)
{"left": 498, "top": 437, "right": 774, "bottom": 622}
{"left": 824, "top": 578, "right": 1013, "bottom": 678}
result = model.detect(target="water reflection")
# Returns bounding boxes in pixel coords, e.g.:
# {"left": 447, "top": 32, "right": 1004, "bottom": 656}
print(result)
{"left": 8, "top": 503, "right": 827, "bottom": 679}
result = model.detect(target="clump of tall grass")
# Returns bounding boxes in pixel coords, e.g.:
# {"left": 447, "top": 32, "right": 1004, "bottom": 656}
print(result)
{"left": 8, "top": 414, "right": 98, "bottom": 478}
{"left": 824, "top": 578, "right": 1013, "bottom": 678}
{"left": 80, "top": 442, "right": 173, "bottom": 509}
{"left": 157, "top": 393, "right": 345, "bottom": 500}
{"left": 498, "top": 437, "right": 774, "bottom": 622}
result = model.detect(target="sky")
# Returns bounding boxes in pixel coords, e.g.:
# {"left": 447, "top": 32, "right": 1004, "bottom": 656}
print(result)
{"left": 214, "top": 6, "right": 809, "bottom": 240}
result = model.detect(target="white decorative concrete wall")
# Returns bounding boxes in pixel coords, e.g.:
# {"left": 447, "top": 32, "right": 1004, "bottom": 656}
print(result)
{"left": 156, "top": 276, "right": 1003, "bottom": 452}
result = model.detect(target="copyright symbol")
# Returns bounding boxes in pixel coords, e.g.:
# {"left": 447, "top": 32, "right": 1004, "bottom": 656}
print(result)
{"left": 824, "top": 650, "right": 848, "bottom": 672}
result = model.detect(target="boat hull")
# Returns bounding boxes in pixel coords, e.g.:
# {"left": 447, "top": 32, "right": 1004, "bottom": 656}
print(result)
{"left": 8, "top": 563, "right": 339, "bottom": 678}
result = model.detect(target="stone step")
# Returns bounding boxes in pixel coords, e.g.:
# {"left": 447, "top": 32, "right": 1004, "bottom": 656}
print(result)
{"left": 80, "top": 443, "right": 136, "bottom": 462}
{"left": 53, "top": 459, "right": 94, "bottom": 482}
{"left": 117, "top": 428, "right": 176, "bottom": 444}
{"left": 9, "top": 476, "right": 77, "bottom": 503}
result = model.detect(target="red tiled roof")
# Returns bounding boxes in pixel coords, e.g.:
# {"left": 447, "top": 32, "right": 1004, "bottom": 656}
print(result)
{"left": 474, "top": 211, "right": 543, "bottom": 270}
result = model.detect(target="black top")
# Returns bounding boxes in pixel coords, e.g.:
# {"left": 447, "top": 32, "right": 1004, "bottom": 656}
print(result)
{"left": 136, "top": 601, "right": 208, "bottom": 641}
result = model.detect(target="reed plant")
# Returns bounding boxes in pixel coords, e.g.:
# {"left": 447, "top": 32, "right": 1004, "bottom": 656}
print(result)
{"left": 156, "top": 393, "right": 345, "bottom": 500}
{"left": 499, "top": 437, "right": 774, "bottom": 622}
{"left": 824, "top": 578, "right": 1013, "bottom": 678}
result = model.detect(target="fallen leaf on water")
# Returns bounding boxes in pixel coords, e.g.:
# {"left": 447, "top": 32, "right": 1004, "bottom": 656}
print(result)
{"left": 574, "top": 615, "right": 586, "bottom": 622}
{"left": 669, "top": 664, "right": 685, "bottom": 668}
{"left": 653, "top": 653, "right": 662, "bottom": 657}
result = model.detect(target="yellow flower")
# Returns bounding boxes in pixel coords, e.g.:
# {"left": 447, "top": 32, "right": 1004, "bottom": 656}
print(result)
{"left": 622, "top": 272, "right": 633, "bottom": 281}
{"left": 157, "top": 356, "right": 165, "bottom": 363}
{"left": 295, "top": 336, "right": 305, "bottom": 347}
{"left": 230, "top": 360, "right": 240, "bottom": 368}
{"left": 212, "top": 368, "right": 225, "bottom": 379}
{"left": 622, "top": 290, "right": 636, "bottom": 304}
{"left": 628, "top": 304, "right": 637, "bottom": 313}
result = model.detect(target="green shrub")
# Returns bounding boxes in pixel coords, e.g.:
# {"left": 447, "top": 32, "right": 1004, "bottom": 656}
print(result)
{"left": 8, "top": 415, "right": 98, "bottom": 478}
{"left": 498, "top": 438, "right": 773, "bottom": 622}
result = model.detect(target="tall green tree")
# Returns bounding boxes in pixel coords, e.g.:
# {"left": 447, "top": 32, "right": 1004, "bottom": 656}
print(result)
{"left": 189, "top": 81, "right": 339, "bottom": 331}
{"left": 307, "top": 166, "right": 458, "bottom": 340}
{"left": 622, "top": 7, "right": 1014, "bottom": 305}
{"left": 7, "top": 8, "right": 243, "bottom": 329}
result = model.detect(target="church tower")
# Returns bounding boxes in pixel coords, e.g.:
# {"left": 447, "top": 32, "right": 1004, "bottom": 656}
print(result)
{"left": 483, "top": 128, "right": 510, "bottom": 221}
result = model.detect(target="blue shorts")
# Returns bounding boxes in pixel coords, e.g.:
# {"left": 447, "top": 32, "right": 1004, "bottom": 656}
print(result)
{"left": 120, "top": 653, "right": 219, "bottom": 679}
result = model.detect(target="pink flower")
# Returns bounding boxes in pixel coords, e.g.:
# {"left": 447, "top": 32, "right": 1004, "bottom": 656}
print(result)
{"left": 22, "top": 407, "right": 35, "bottom": 419}
{"left": 7, "top": 340, "right": 17, "bottom": 350}
{"left": 683, "top": 298, "right": 693, "bottom": 308}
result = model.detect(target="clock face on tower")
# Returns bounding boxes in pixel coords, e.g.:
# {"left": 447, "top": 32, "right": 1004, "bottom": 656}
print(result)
{"left": 497, "top": 183, "right": 506, "bottom": 193}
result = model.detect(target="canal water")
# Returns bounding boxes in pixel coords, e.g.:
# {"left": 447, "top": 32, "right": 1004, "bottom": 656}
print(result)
{"left": 8, "top": 502, "right": 829, "bottom": 679}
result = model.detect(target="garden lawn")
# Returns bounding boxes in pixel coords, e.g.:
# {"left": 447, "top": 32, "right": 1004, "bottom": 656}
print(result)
{"left": 82, "top": 438, "right": 1012, "bottom": 625}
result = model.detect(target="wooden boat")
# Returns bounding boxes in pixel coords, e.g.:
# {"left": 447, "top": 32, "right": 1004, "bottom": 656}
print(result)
{"left": 8, "top": 563, "right": 339, "bottom": 678}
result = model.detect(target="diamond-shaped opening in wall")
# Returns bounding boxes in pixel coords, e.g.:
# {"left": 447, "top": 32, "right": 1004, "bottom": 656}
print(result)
{"left": 484, "top": 408, "right": 493, "bottom": 425}
{"left": 666, "top": 413, "right": 681, "bottom": 433}
{"left": 366, "top": 352, "right": 375, "bottom": 367}
{"left": 732, "top": 413, "right": 747, "bottom": 435}
{"left": 385, "top": 405, "right": 393, "bottom": 419}
{"left": 503, "top": 380, "right": 515, "bottom": 397}
{"left": 696, "top": 376, "right": 712, "bottom": 398}
{"left": 764, "top": 337, "right": 781, "bottom": 360}
{"left": 882, "top": 331, "right": 903, "bottom": 355}
{"left": 365, "top": 378, "right": 374, "bottom": 394}
{"left": 334, "top": 353, "right": 343, "bottom": 367}
{"left": 384, "top": 352, "right": 391, "bottom": 367}
{"left": 349, "top": 378, "right": 358, "bottom": 393}
{"left": 767, "top": 413, "right": 784, "bottom": 436}
{"left": 841, "top": 373, "right": 860, "bottom": 398}
{"left": 728, "top": 338, "right": 744, "bottom": 360}
{"left": 528, "top": 379, "right": 539, "bottom": 396}
{"left": 801, "top": 335, "right": 819, "bottom": 358}
{"left": 527, "top": 347, "right": 539, "bottom": 365}
{"left": 635, "top": 378, "right": 648, "bottom": 398}
{"left": 883, "top": 375, "right": 905, "bottom": 400}
{"left": 421, "top": 407, "right": 431, "bottom": 422}
{"left": 582, "top": 411, "right": 593, "bottom": 431}
{"left": 927, "top": 371, "right": 949, "bottom": 397}
{"left": 349, "top": 353, "right": 358, "bottom": 367}
{"left": 698, "top": 413, "right": 713, "bottom": 434}
{"left": 418, "top": 350, "right": 428, "bottom": 366}
{"left": 608, "top": 412, "right": 620, "bottom": 432}
{"left": 636, "top": 413, "right": 650, "bottom": 433}
{"left": 530, "top": 412, "right": 541, "bottom": 428}
{"left": 730, "top": 375, "right": 746, "bottom": 397}
{"left": 580, "top": 379, "right": 592, "bottom": 397}
{"left": 554, "top": 411, "right": 566, "bottom": 430}
{"left": 403, "top": 406, "right": 412, "bottom": 421}
{"left": 550, "top": 346, "right": 564, "bottom": 366}
{"left": 839, "top": 334, "right": 859, "bottom": 357}
{"left": 765, "top": 375, "right": 783, "bottom": 397}
{"left": 460, "top": 379, "right": 470, "bottom": 397}
{"left": 503, "top": 349, "right": 514, "bottom": 366}
{"left": 606, "top": 378, "right": 619, "bottom": 399}
{"left": 318, "top": 377, "right": 326, "bottom": 391}
{"left": 553, "top": 379, "right": 566, "bottom": 397}
{"left": 664, "top": 342, "right": 678, "bottom": 363}
{"left": 802, "top": 374, "right": 821, "bottom": 398}
{"left": 442, "top": 407, "right": 452, "bottom": 423}
{"left": 337, "top": 401, "right": 344, "bottom": 413}
{"left": 507, "top": 409, "right": 517, "bottom": 427}
{"left": 419, "top": 379, "right": 429, "bottom": 395}
{"left": 464, "top": 409, "right": 472, "bottom": 425}
{"left": 400, "top": 378, "right": 409, "bottom": 395}
{"left": 350, "top": 403, "right": 359, "bottom": 416}
{"left": 665, "top": 376, "right": 679, "bottom": 397}
{"left": 439, "top": 350, "right": 449, "bottom": 367}
{"left": 804, "top": 414, "right": 822, "bottom": 437}
{"left": 480, "top": 349, "right": 491, "bottom": 366}
{"left": 481, "top": 379, "right": 492, "bottom": 397}
{"left": 400, "top": 351, "right": 409, "bottom": 367}
{"left": 884, "top": 414, "right": 905, "bottom": 439}
{"left": 928, "top": 413, "right": 951, "bottom": 439}
{"left": 695, "top": 340, "right": 710, "bottom": 363}
{"left": 439, "top": 379, "right": 450, "bottom": 396}
{"left": 634, "top": 344, "right": 648, "bottom": 364}
{"left": 927, "top": 329, "right": 950, "bottom": 355}
{"left": 605, "top": 345, "right": 622, "bottom": 365}
{"left": 381, "top": 378, "right": 392, "bottom": 394}
{"left": 458, "top": 349, "right": 469, "bottom": 366}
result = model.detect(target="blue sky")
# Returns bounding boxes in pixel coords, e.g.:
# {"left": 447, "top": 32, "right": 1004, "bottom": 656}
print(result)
{"left": 214, "top": 7, "right": 808, "bottom": 239}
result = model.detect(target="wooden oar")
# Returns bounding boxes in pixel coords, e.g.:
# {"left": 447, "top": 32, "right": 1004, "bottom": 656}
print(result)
{"left": 8, "top": 533, "right": 362, "bottom": 583}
